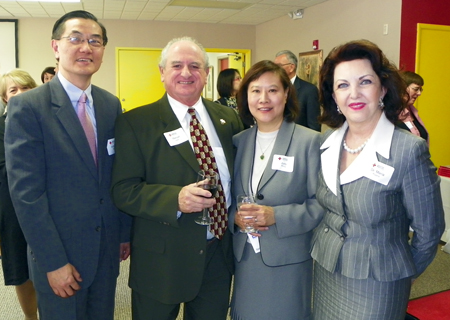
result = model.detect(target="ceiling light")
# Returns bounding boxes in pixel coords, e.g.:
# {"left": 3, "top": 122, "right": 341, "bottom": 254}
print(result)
{"left": 2, "top": 0, "right": 80, "bottom": 2}
{"left": 288, "top": 9, "right": 304, "bottom": 20}
{"left": 168, "top": 0, "right": 251, "bottom": 10}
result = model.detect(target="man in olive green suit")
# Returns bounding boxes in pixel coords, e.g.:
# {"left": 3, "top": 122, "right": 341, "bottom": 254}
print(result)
{"left": 111, "top": 37, "right": 243, "bottom": 320}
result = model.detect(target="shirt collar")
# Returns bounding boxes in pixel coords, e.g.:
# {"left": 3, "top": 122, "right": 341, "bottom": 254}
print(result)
{"left": 320, "top": 112, "right": 394, "bottom": 195}
{"left": 167, "top": 94, "right": 204, "bottom": 125}
{"left": 57, "top": 73, "right": 92, "bottom": 106}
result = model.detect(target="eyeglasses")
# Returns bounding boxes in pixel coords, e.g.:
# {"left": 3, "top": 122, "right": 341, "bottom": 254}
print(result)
{"left": 409, "top": 85, "right": 423, "bottom": 93}
{"left": 59, "top": 35, "right": 104, "bottom": 48}
{"left": 276, "top": 63, "right": 293, "bottom": 67}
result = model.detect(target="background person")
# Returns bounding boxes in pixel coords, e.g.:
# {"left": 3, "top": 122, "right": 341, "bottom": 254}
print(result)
{"left": 5, "top": 11, "right": 131, "bottom": 319}
{"left": 397, "top": 71, "right": 428, "bottom": 145}
{"left": 214, "top": 68, "right": 241, "bottom": 110}
{"left": 311, "top": 39, "right": 444, "bottom": 320}
{"left": 229, "top": 60, "right": 324, "bottom": 320}
{"left": 0, "top": 69, "right": 38, "bottom": 320}
{"left": 111, "top": 37, "right": 243, "bottom": 320}
{"left": 40, "top": 66, "right": 56, "bottom": 83}
{"left": 274, "top": 50, "right": 321, "bottom": 131}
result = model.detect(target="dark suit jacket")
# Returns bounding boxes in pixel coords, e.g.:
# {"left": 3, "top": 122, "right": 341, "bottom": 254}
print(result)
{"left": 294, "top": 77, "right": 321, "bottom": 132}
{"left": 5, "top": 77, "right": 131, "bottom": 294}
{"left": 111, "top": 94, "right": 243, "bottom": 304}
{"left": 0, "top": 114, "right": 15, "bottom": 229}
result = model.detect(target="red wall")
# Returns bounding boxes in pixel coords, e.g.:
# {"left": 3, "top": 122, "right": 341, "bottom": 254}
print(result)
{"left": 400, "top": 0, "right": 450, "bottom": 70}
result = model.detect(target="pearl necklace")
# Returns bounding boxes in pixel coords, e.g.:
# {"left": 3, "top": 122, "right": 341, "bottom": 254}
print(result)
{"left": 343, "top": 139, "right": 369, "bottom": 154}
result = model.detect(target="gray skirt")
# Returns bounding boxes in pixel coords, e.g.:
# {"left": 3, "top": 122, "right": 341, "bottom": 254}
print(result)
{"left": 231, "top": 240, "right": 313, "bottom": 320}
{"left": 313, "top": 263, "right": 412, "bottom": 320}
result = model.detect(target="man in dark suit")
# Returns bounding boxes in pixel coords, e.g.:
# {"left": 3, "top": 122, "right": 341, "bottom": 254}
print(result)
{"left": 5, "top": 10, "right": 131, "bottom": 319}
{"left": 111, "top": 37, "right": 243, "bottom": 320}
{"left": 275, "top": 50, "right": 321, "bottom": 131}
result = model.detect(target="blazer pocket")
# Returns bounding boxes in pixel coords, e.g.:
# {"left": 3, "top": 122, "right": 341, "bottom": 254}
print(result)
{"left": 136, "top": 236, "right": 165, "bottom": 254}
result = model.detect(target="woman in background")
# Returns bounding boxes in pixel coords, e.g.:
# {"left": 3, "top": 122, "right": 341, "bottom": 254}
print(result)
{"left": 397, "top": 71, "right": 428, "bottom": 145}
{"left": 0, "top": 69, "right": 39, "bottom": 320}
{"left": 229, "top": 60, "right": 324, "bottom": 320}
{"left": 40, "top": 66, "right": 56, "bottom": 83}
{"left": 311, "top": 40, "right": 444, "bottom": 320}
{"left": 214, "top": 68, "right": 241, "bottom": 110}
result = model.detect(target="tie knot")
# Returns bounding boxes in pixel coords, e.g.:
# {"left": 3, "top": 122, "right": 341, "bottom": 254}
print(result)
{"left": 187, "top": 108, "right": 196, "bottom": 117}
{"left": 79, "top": 92, "right": 87, "bottom": 104}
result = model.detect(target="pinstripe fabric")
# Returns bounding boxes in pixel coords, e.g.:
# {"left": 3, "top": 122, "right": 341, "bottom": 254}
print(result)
{"left": 313, "top": 263, "right": 411, "bottom": 320}
{"left": 311, "top": 127, "right": 444, "bottom": 281}
{"left": 311, "top": 119, "right": 444, "bottom": 319}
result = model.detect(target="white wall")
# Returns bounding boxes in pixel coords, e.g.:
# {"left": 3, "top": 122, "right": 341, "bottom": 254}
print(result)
{"left": 255, "top": 0, "right": 402, "bottom": 66}
{"left": 14, "top": 18, "right": 256, "bottom": 94}
{"left": 6, "top": 0, "right": 402, "bottom": 95}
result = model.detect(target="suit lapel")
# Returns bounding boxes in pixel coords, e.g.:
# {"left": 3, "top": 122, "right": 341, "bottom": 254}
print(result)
{"left": 159, "top": 95, "right": 200, "bottom": 174}
{"left": 204, "top": 99, "right": 235, "bottom": 174}
{"left": 258, "top": 120, "right": 294, "bottom": 191}
{"left": 51, "top": 78, "right": 98, "bottom": 180}
{"left": 237, "top": 126, "right": 257, "bottom": 195}
{"left": 92, "top": 86, "right": 108, "bottom": 183}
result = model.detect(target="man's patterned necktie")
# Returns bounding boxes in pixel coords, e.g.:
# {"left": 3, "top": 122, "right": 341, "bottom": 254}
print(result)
{"left": 188, "top": 107, "right": 227, "bottom": 239}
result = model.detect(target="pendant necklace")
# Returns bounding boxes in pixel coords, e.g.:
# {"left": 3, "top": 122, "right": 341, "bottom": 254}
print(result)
{"left": 257, "top": 136, "right": 277, "bottom": 160}
{"left": 343, "top": 138, "right": 369, "bottom": 154}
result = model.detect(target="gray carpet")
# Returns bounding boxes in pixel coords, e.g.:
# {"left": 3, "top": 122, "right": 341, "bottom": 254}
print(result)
{"left": 1, "top": 244, "right": 449, "bottom": 319}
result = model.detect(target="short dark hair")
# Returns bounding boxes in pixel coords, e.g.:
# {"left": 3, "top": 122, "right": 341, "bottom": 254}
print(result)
{"left": 217, "top": 68, "right": 239, "bottom": 98}
{"left": 40, "top": 66, "right": 56, "bottom": 83}
{"left": 52, "top": 10, "right": 108, "bottom": 46}
{"left": 318, "top": 39, "right": 406, "bottom": 128}
{"left": 237, "top": 60, "right": 298, "bottom": 127}
{"left": 400, "top": 71, "right": 424, "bottom": 87}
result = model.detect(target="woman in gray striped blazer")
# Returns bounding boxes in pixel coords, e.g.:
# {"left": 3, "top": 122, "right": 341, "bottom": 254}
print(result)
{"left": 311, "top": 40, "right": 445, "bottom": 320}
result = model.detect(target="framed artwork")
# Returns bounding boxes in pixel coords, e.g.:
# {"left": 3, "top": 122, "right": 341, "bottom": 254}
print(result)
{"left": 297, "top": 50, "right": 323, "bottom": 87}
{"left": 0, "top": 19, "right": 18, "bottom": 74}
{"left": 203, "top": 66, "right": 214, "bottom": 100}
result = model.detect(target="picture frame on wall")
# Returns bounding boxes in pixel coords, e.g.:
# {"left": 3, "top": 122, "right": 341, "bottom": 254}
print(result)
{"left": 203, "top": 66, "right": 214, "bottom": 100}
{"left": 297, "top": 50, "right": 323, "bottom": 88}
{"left": 0, "top": 19, "right": 18, "bottom": 74}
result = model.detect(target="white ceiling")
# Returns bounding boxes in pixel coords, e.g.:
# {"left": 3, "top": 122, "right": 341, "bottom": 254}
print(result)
{"left": 0, "top": 0, "right": 328, "bottom": 25}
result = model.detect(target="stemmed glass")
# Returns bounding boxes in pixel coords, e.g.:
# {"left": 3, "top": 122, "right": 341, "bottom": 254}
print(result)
{"left": 195, "top": 169, "right": 219, "bottom": 226}
{"left": 237, "top": 194, "right": 258, "bottom": 233}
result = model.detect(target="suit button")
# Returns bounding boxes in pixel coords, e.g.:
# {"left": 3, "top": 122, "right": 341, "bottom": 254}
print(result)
{"left": 199, "top": 250, "right": 204, "bottom": 255}
{"left": 324, "top": 227, "right": 329, "bottom": 233}
{"left": 257, "top": 193, "right": 264, "bottom": 200}
{"left": 342, "top": 216, "right": 346, "bottom": 221}
{"left": 340, "top": 236, "right": 345, "bottom": 242}
{"left": 95, "top": 226, "right": 101, "bottom": 232}
{"left": 100, "top": 199, "right": 104, "bottom": 204}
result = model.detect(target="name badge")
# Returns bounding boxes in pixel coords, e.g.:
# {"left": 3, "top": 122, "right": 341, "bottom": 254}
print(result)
{"left": 247, "top": 234, "right": 260, "bottom": 253}
{"left": 365, "top": 161, "right": 394, "bottom": 185}
{"left": 405, "top": 121, "right": 414, "bottom": 129}
{"left": 107, "top": 138, "right": 115, "bottom": 155}
{"left": 164, "top": 128, "right": 188, "bottom": 146}
{"left": 271, "top": 155, "right": 294, "bottom": 173}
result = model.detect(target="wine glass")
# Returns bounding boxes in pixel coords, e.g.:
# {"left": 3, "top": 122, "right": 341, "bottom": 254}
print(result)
{"left": 195, "top": 169, "right": 219, "bottom": 225}
{"left": 237, "top": 194, "right": 258, "bottom": 233}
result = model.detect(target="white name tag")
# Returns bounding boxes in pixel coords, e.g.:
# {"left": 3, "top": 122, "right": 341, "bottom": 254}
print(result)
{"left": 164, "top": 128, "right": 188, "bottom": 146}
{"left": 405, "top": 121, "right": 414, "bottom": 129}
{"left": 247, "top": 234, "right": 260, "bottom": 253}
{"left": 107, "top": 138, "right": 115, "bottom": 155}
{"left": 271, "top": 154, "right": 294, "bottom": 173}
{"left": 365, "top": 161, "right": 394, "bottom": 185}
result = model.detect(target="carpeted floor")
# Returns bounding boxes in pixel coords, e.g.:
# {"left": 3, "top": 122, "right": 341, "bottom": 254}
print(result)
{"left": 407, "top": 289, "right": 450, "bottom": 320}
{"left": 0, "top": 244, "right": 449, "bottom": 319}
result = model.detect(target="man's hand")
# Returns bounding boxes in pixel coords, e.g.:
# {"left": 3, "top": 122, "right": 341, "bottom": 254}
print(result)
{"left": 120, "top": 242, "right": 131, "bottom": 261}
{"left": 178, "top": 182, "right": 216, "bottom": 213}
{"left": 47, "top": 263, "right": 82, "bottom": 298}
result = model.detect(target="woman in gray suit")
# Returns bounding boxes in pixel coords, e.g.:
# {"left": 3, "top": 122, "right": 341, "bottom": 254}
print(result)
{"left": 311, "top": 40, "right": 445, "bottom": 319}
{"left": 229, "top": 60, "right": 324, "bottom": 320}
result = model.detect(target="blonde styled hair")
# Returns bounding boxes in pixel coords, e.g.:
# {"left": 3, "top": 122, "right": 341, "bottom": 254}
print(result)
{"left": 0, "top": 69, "right": 38, "bottom": 104}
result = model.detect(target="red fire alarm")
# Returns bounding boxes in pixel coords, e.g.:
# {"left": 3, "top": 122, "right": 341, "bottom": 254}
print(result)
{"left": 313, "top": 40, "right": 319, "bottom": 50}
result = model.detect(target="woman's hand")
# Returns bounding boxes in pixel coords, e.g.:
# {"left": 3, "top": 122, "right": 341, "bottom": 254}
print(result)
{"left": 235, "top": 204, "right": 274, "bottom": 235}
